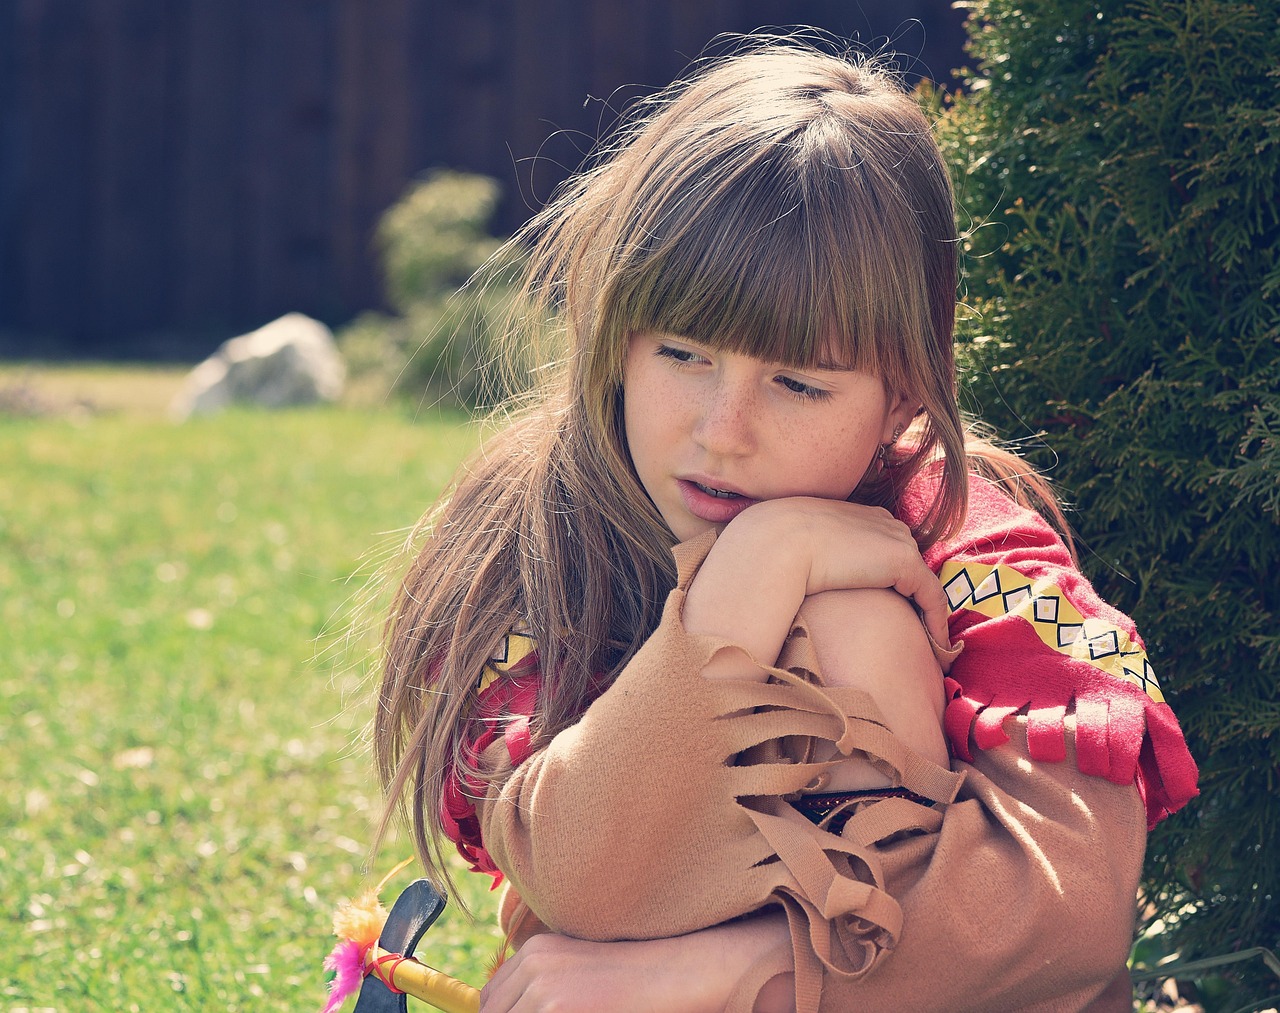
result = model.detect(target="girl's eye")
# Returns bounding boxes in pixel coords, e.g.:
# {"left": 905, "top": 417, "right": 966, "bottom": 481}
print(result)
{"left": 655, "top": 344, "right": 703, "bottom": 365}
{"left": 776, "top": 374, "right": 831, "bottom": 402}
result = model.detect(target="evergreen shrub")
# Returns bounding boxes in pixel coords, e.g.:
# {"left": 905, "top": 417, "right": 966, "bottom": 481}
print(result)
{"left": 339, "top": 170, "right": 518, "bottom": 410}
{"left": 934, "top": 0, "right": 1279, "bottom": 1003}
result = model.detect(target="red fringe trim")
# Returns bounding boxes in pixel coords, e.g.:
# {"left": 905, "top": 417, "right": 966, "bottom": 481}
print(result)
{"left": 943, "top": 676, "right": 1199, "bottom": 831}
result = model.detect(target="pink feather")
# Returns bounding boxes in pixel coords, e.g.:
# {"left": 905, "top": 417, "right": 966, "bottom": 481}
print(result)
{"left": 320, "top": 860, "right": 412, "bottom": 1011}
{"left": 321, "top": 939, "right": 368, "bottom": 1013}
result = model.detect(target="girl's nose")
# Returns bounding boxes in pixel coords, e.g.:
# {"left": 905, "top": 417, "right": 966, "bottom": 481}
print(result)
{"left": 692, "top": 376, "right": 756, "bottom": 457}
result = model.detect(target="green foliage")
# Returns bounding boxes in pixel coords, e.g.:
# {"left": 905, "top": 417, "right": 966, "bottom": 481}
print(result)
{"left": 936, "top": 0, "right": 1280, "bottom": 1003}
{"left": 339, "top": 170, "right": 519, "bottom": 411}
{"left": 379, "top": 170, "right": 503, "bottom": 311}
{"left": 0, "top": 393, "right": 498, "bottom": 1008}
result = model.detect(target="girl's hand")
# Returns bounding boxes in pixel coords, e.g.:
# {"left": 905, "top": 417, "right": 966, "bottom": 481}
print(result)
{"left": 776, "top": 498, "right": 950, "bottom": 645}
{"left": 480, "top": 916, "right": 794, "bottom": 1012}
{"left": 684, "top": 497, "right": 951, "bottom": 669}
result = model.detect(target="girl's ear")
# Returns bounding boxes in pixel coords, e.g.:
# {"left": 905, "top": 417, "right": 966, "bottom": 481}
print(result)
{"left": 883, "top": 392, "right": 921, "bottom": 442}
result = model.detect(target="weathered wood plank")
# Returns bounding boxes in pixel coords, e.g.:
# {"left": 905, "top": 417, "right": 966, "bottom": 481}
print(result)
{"left": 1, "top": 0, "right": 967, "bottom": 354}
{"left": 87, "top": 0, "right": 179, "bottom": 343}
{"left": 16, "top": 0, "right": 94, "bottom": 347}
{"left": 173, "top": 0, "right": 243, "bottom": 335}
{"left": 0, "top": 0, "right": 22, "bottom": 330}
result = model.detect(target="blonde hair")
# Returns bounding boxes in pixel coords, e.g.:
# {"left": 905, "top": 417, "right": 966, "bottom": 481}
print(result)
{"left": 375, "top": 38, "right": 1069, "bottom": 895}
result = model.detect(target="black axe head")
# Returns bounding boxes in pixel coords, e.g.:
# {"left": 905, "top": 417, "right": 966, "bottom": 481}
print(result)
{"left": 353, "top": 879, "right": 448, "bottom": 1013}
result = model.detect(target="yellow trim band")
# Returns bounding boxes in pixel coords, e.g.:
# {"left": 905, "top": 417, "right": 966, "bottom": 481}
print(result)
{"left": 939, "top": 561, "right": 1164, "bottom": 704}
{"left": 477, "top": 630, "right": 537, "bottom": 694}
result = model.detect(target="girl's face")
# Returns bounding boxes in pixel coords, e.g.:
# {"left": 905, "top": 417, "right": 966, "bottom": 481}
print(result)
{"left": 623, "top": 332, "right": 912, "bottom": 541}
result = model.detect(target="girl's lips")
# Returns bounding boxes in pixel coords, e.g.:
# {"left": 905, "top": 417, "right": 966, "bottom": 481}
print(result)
{"left": 677, "top": 479, "right": 759, "bottom": 524}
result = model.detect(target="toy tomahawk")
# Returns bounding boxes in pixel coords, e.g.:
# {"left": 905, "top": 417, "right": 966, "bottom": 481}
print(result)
{"left": 321, "top": 865, "right": 482, "bottom": 1013}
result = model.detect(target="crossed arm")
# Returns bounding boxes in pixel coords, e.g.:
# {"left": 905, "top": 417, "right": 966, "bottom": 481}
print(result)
{"left": 478, "top": 499, "right": 1145, "bottom": 1012}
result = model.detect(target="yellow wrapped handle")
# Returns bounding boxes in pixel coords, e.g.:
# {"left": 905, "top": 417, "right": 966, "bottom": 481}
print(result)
{"left": 366, "top": 944, "right": 481, "bottom": 1013}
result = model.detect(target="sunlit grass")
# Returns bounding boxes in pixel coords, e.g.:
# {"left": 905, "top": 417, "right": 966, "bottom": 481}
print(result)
{"left": 0, "top": 398, "right": 504, "bottom": 1010}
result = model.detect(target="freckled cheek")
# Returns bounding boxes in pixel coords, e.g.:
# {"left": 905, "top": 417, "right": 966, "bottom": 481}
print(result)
{"left": 790, "top": 423, "right": 877, "bottom": 500}
{"left": 623, "top": 377, "right": 676, "bottom": 471}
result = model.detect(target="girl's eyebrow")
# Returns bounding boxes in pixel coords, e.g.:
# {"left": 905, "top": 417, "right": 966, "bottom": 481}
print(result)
{"left": 813, "top": 359, "right": 859, "bottom": 373}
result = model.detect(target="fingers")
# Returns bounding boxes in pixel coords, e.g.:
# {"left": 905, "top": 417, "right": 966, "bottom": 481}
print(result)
{"left": 811, "top": 502, "right": 953, "bottom": 648}
{"left": 479, "top": 962, "right": 510, "bottom": 1012}
{"left": 478, "top": 935, "right": 599, "bottom": 1013}
{"left": 895, "top": 565, "right": 953, "bottom": 651}
{"left": 874, "top": 515, "right": 951, "bottom": 649}
{"left": 719, "top": 496, "right": 955, "bottom": 648}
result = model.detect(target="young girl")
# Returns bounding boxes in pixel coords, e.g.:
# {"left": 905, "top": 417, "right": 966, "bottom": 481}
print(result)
{"left": 374, "top": 40, "right": 1198, "bottom": 1012}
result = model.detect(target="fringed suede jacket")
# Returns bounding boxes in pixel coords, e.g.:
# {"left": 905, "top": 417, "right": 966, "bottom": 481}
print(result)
{"left": 438, "top": 472, "right": 1199, "bottom": 1012}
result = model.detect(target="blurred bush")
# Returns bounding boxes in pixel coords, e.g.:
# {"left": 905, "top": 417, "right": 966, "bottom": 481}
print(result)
{"left": 935, "top": 0, "right": 1279, "bottom": 1005}
{"left": 340, "top": 170, "right": 520, "bottom": 410}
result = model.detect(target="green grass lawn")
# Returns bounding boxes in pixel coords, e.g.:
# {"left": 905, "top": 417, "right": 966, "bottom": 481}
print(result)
{"left": 0, "top": 387, "right": 505, "bottom": 1010}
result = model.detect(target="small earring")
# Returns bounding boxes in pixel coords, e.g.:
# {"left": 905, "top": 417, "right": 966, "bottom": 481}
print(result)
{"left": 877, "top": 424, "right": 904, "bottom": 468}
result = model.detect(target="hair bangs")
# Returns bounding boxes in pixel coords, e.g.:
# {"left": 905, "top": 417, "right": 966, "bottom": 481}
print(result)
{"left": 604, "top": 135, "right": 918, "bottom": 380}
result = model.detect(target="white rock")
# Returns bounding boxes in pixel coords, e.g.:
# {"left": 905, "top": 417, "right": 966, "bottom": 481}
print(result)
{"left": 169, "top": 313, "right": 346, "bottom": 419}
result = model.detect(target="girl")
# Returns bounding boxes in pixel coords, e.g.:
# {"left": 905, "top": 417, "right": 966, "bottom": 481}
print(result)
{"left": 374, "top": 39, "right": 1198, "bottom": 1012}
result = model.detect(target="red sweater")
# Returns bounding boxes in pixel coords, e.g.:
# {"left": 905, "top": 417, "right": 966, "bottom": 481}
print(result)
{"left": 901, "top": 472, "right": 1198, "bottom": 830}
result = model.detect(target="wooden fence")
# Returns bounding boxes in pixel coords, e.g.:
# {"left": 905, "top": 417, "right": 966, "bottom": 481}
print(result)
{"left": 0, "top": 0, "right": 965, "bottom": 357}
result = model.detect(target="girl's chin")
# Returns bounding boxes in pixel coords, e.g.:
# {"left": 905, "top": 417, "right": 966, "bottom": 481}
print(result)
{"left": 664, "top": 516, "right": 722, "bottom": 542}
